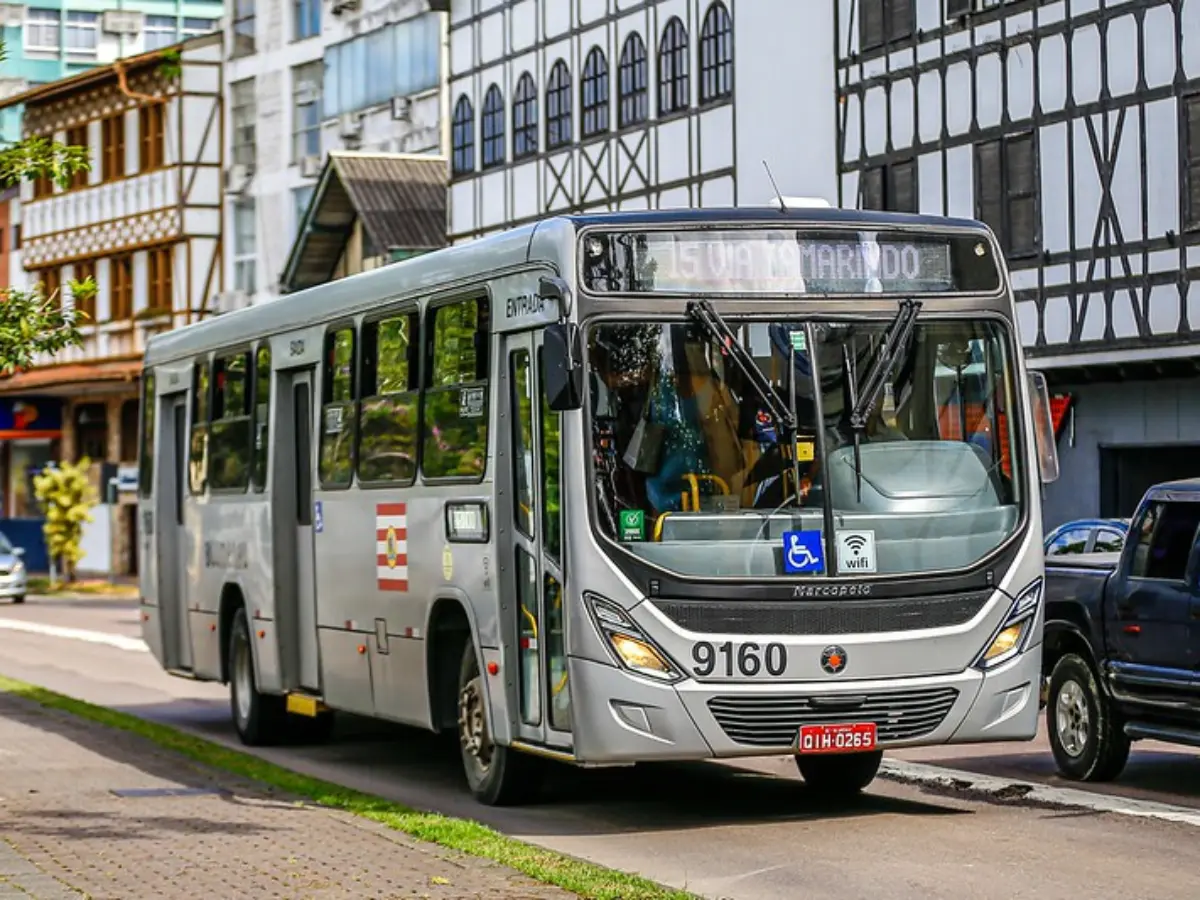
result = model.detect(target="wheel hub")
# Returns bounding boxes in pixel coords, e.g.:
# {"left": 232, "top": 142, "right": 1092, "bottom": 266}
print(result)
{"left": 1056, "top": 679, "right": 1090, "bottom": 757}
{"left": 458, "top": 676, "right": 492, "bottom": 769}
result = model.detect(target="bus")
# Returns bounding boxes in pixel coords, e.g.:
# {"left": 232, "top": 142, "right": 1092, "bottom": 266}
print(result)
{"left": 137, "top": 206, "right": 1061, "bottom": 805}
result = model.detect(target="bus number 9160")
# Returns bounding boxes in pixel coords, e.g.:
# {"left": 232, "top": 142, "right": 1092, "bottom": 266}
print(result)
{"left": 692, "top": 641, "right": 787, "bottom": 678}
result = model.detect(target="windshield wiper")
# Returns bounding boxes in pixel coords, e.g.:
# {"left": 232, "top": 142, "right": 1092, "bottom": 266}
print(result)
{"left": 843, "top": 298, "right": 923, "bottom": 501}
{"left": 686, "top": 301, "right": 795, "bottom": 433}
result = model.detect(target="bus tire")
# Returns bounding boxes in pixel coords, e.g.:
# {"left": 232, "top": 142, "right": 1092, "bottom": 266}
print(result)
{"left": 795, "top": 750, "right": 882, "bottom": 798}
{"left": 457, "top": 641, "right": 541, "bottom": 806}
{"left": 229, "top": 606, "right": 286, "bottom": 746}
{"left": 1047, "top": 652, "right": 1130, "bottom": 782}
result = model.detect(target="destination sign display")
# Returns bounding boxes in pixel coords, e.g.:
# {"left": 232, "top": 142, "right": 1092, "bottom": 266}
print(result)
{"left": 580, "top": 229, "right": 1000, "bottom": 296}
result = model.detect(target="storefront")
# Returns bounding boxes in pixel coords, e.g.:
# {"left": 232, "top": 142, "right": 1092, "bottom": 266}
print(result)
{"left": 0, "top": 397, "right": 62, "bottom": 518}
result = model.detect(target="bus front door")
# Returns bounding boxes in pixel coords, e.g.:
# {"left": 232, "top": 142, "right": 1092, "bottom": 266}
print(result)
{"left": 159, "top": 394, "right": 193, "bottom": 671}
{"left": 506, "top": 332, "right": 573, "bottom": 751}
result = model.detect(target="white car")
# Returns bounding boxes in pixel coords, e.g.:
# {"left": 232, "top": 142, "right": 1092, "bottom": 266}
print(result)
{"left": 0, "top": 531, "right": 28, "bottom": 603}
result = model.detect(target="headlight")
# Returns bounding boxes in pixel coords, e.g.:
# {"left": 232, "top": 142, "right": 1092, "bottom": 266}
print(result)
{"left": 585, "top": 593, "right": 682, "bottom": 682}
{"left": 11, "top": 560, "right": 24, "bottom": 574}
{"left": 973, "top": 578, "right": 1042, "bottom": 670}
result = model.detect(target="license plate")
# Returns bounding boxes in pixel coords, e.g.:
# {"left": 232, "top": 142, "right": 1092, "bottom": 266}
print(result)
{"left": 796, "top": 722, "right": 877, "bottom": 754}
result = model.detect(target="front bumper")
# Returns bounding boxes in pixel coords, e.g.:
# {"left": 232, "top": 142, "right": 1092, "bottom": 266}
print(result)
{"left": 0, "top": 571, "right": 27, "bottom": 598}
{"left": 568, "top": 645, "right": 1041, "bottom": 764}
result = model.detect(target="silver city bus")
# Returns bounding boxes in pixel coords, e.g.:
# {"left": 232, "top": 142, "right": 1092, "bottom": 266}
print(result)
{"left": 137, "top": 207, "right": 1061, "bottom": 805}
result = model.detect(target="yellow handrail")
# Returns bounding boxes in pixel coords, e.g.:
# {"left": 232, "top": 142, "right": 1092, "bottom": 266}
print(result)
{"left": 682, "top": 472, "right": 731, "bottom": 510}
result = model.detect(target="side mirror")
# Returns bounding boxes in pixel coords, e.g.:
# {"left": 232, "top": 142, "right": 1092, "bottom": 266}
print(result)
{"left": 11, "top": 547, "right": 23, "bottom": 558}
{"left": 1027, "top": 370, "right": 1060, "bottom": 484}
{"left": 543, "top": 322, "right": 583, "bottom": 411}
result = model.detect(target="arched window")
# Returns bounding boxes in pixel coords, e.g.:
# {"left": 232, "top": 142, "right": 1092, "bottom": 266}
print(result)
{"left": 481, "top": 84, "right": 505, "bottom": 169}
{"left": 699, "top": 2, "right": 733, "bottom": 104}
{"left": 580, "top": 47, "right": 609, "bottom": 138}
{"left": 513, "top": 72, "right": 538, "bottom": 159}
{"left": 546, "top": 59, "right": 572, "bottom": 150}
{"left": 657, "top": 17, "right": 689, "bottom": 116}
{"left": 617, "top": 32, "right": 649, "bottom": 128}
{"left": 451, "top": 94, "right": 474, "bottom": 175}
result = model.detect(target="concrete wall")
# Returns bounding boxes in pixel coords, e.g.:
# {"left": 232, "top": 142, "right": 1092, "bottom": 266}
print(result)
{"left": 1042, "top": 376, "right": 1200, "bottom": 527}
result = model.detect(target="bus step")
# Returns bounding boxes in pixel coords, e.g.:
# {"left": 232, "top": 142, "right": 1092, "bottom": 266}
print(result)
{"left": 285, "top": 693, "right": 328, "bottom": 718}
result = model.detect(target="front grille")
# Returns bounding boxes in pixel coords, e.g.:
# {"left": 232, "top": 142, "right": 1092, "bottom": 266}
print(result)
{"left": 707, "top": 687, "right": 959, "bottom": 747}
{"left": 652, "top": 591, "right": 992, "bottom": 636}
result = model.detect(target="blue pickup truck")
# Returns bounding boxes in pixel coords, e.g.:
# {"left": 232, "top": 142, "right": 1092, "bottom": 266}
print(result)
{"left": 1043, "top": 479, "right": 1200, "bottom": 782}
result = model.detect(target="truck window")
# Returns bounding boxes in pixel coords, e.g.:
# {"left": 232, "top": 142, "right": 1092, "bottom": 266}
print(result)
{"left": 1093, "top": 528, "right": 1124, "bottom": 553}
{"left": 1129, "top": 500, "right": 1200, "bottom": 581}
{"left": 1047, "top": 527, "right": 1090, "bottom": 556}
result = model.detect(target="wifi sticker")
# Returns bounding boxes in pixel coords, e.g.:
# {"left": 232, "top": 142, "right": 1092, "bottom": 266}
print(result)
{"left": 836, "top": 530, "right": 877, "bottom": 574}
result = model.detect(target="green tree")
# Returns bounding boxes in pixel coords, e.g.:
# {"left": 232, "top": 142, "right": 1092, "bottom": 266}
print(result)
{"left": 33, "top": 458, "right": 97, "bottom": 585}
{"left": 0, "top": 39, "right": 95, "bottom": 375}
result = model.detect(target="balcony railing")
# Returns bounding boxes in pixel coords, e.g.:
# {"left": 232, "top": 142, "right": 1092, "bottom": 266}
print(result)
{"left": 22, "top": 168, "right": 180, "bottom": 241}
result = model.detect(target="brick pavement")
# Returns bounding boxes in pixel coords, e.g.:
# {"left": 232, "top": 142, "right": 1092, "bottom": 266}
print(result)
{"left": 0, "top": 694, "right": 575, "bottom": 899}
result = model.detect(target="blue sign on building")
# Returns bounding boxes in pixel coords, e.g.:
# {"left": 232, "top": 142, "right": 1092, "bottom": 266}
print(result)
{"left": 0, "top": 397, "right": 63, "bottom": 436}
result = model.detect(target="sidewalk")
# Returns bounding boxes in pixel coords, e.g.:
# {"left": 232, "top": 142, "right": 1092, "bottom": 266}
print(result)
{"left": 0, "top": 694, "right": 574, "bottom": 899}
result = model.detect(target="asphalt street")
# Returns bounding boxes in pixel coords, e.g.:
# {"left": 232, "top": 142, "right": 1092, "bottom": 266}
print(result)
{"left": 2, "top": 595, "right": 1200, "bottom": 900}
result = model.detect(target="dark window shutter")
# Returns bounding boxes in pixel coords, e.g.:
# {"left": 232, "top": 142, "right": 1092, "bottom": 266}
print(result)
{"left": 861, "top": 166, "right": 885, "bottom": 210}
{"left": 1186, "top": 96, "right": 1200, "bottom": 228}
{"left": 975, "top": 139, "right": 1006, "bottom": 250}
{"left": 887, "top": 0, "right": 915, "bottom": 43}
{"left": 1006, "top": 133, "right": 1038, "bottom": 255}
{"left": 945, "top": 0, "right": 973, "bottom": 20}
{"left": 888, "top": 158, "right": 917, "bottom": 212}
{"left": 859, "top": 0, "right": 885, "bottom": 50}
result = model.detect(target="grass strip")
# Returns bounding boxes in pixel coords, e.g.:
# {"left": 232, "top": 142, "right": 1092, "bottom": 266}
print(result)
{"left": 0, "top": 674, "right": 699, "bottom": 900}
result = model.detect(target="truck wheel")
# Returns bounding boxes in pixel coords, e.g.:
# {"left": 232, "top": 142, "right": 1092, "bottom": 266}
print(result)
{"left": 1047, "top": 653, "right": 1130, "bottom": 782}
{"left": 795, "top": 751, "right": 883, "bottom": 798}
{"left": 229, "top": 606, "right": 286, "bottom": 746}
{"left": 457, "top": 641, "right": 542, "bottom": 806}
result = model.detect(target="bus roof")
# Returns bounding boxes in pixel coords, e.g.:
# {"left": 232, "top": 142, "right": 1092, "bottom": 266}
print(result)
{"left": 144, "top": 206, "right": 993, "bottom": 367}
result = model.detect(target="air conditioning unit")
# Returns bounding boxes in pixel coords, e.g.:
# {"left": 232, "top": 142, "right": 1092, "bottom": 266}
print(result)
{"left": 211, "top": 290, "right": 249, "bottom": 314}
{"left": 391, "top": 96, "right": 412, "bottom": 122}
{"left": 338, "top": 112, "right": 363, "bottom": 142}
{"left": 102, "top": 9, "right": 143, "bottom": 35}
{"left": 331, "top": 0, "right": 361, "bottom": 15}
{"left": 298, "top": 155, "right": 322, "bottom": 178}
{"left": 0, "top": 76, "right": 27, "bottom": 99}
{"left": 0, "top": 5, "right": 25, "bottom": 28}
{"left": 295, "top": 81, "right": 321, "bottom": 107}
{"left": 225, "top": 163, "right": 253, "bottom": 193}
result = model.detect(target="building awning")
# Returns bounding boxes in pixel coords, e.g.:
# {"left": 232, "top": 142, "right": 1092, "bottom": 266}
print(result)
{"left": 280, "top": 151, "right": 448, "bottom": 294}
{"left": 0, "top": 359, "right": 142, "bottom": 397}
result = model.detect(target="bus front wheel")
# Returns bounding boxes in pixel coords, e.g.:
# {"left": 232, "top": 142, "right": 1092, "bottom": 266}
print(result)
{"left": 457, "top": 642, "right": 542, "bottom": 806}
{"left": 795, "top": 750, "right": 883, "bottom": 798}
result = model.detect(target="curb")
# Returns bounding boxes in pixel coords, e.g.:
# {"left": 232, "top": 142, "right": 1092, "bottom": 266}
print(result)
{"left": 879, "top": 758, "right": 1200, "bottom": 828}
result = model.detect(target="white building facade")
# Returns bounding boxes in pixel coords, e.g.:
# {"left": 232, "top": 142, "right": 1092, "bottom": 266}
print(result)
{"left": 220, "top": 0, "right": 449, "bottom": 308}
{"left": 0, "top": 34, "right": 224, "bottom": 575}
{"left": 447, "top": 0, "right": 837, "bottom": 243}
{"left": 836, "top": 0, "right": 1200, "bottom": 525}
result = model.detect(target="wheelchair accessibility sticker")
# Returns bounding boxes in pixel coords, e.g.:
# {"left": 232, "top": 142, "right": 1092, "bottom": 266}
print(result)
{"left": 782, "top": 530, "right": 825, "bottom": 574}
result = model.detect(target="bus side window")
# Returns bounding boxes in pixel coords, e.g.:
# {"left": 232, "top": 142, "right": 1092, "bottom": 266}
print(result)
{"left": 189, "top": 359, "right": 210, "bottom": 494}
{"left": 359, "top": 310, "right": 420, "bottom": 485}
{"left": 423, "top": 297, "right": 490, "bottom": 480}
{"left": 138, "top": 371, "right": 156, "bottom": 497}
{"left": 252, "top": 345, "right": 271, "bottom": 491}
{"left": 209, "top": 351, "right": 252, "bottom": 491}
{"left": 319, "top": 326, "right": 357, "bottom": 487}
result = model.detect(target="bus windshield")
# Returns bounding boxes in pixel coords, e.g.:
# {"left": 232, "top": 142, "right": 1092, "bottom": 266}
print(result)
{"left": 586, "top": 314, "right": 1023, "bottom": 580}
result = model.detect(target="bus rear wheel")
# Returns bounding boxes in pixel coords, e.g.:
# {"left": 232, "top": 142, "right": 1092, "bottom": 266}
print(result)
{"left": 229, "top": 606, "right": 286, "bottom": 746}
{"left": 457, "top": 642, "right": 541, "bottom": 806}
{"left": 795, "top": 750, "right": 883, "bottom": 798}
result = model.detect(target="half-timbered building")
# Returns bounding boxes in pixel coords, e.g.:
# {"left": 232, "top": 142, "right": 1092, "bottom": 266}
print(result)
{"left": 0, "top": 33, "right": 223, "bottom": 575}
{"left": 836, "top": 0, "right": 1200, "bottom": 524}
{"left": 447, "top": 0, "right": 837, "bottom": 243}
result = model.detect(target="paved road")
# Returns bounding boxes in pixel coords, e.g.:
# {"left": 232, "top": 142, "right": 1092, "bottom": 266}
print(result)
{"left": 3, "top": 596, "right": 1200, "bottom": 899}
